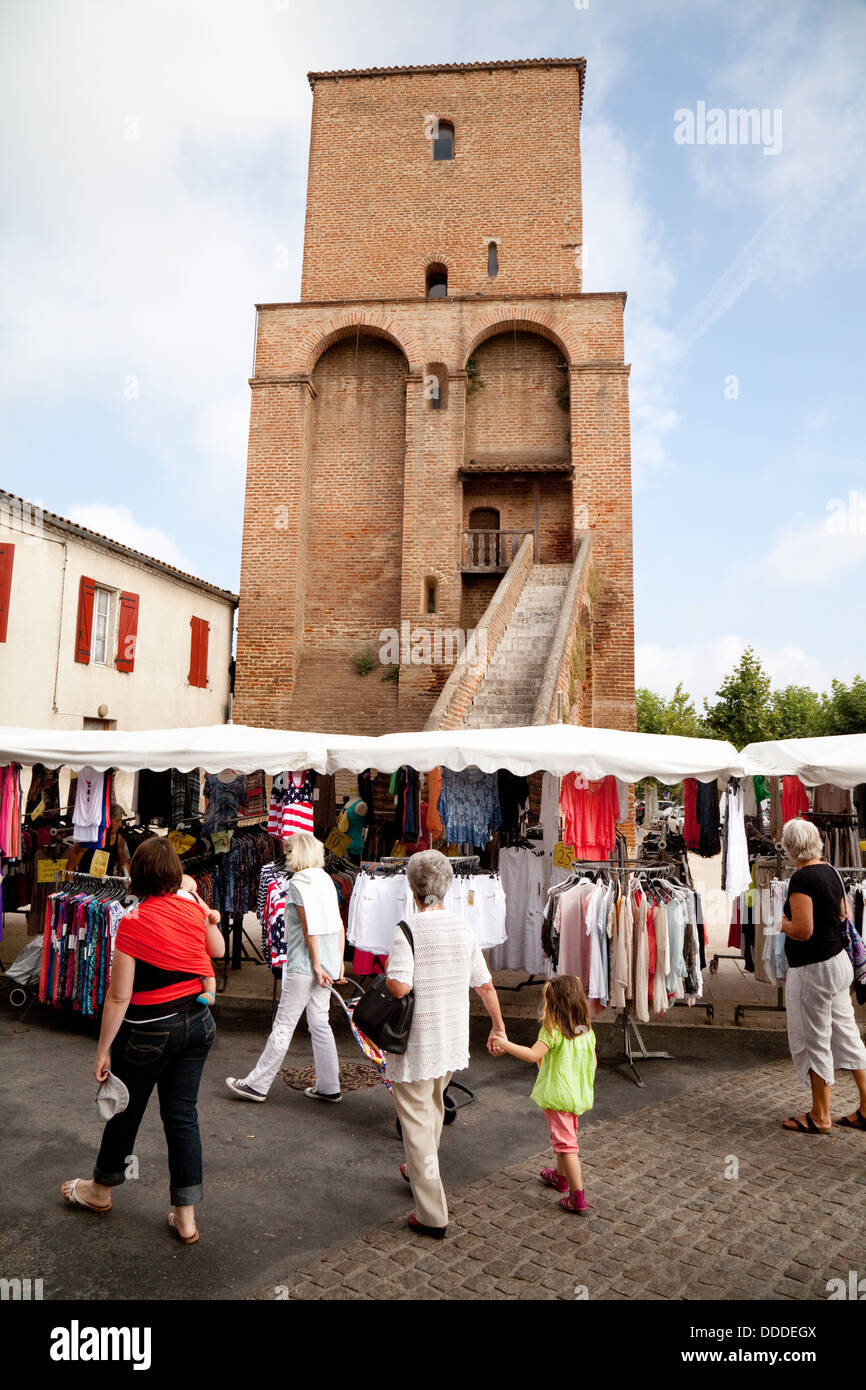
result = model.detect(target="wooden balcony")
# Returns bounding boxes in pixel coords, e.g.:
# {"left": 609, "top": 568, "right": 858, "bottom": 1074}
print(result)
{"left": 460, "top": 529, "right": 532, "bottom": 573}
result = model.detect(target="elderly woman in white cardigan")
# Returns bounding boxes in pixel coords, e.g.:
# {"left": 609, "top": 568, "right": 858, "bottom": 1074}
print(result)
{"left": 386, "top": 849, "right": 506, "bottom": 1239}
{"left": 226, "top": 832, "right": 345, "bottom": 1104}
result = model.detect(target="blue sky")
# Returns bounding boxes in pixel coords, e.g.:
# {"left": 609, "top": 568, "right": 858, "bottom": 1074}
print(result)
{"left": 1, "top": 0, "right": 864, "bottom": 704}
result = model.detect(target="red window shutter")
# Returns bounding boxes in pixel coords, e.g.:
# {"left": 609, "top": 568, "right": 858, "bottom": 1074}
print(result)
{"left": 189, "top": 616, "right": 209, "bottom": 688}
{"left": 0, "top": 543, "right": 14, "bottom": 643}
{"left": 75, "top": 576, "right": 97, "bottom": 664}
{"left": 115, "top": 591, "right": 139, "bottom": 672}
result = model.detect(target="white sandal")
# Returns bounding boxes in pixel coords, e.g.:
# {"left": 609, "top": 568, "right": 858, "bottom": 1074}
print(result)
{"left": 168, "top": 1211, "right": 199, "bottom": 1244}
{"left": 60, "top": 1178, "right": 112, "bottom": 1214}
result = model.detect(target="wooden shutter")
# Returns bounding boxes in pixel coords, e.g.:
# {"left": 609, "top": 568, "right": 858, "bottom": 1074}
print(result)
{"left": 115, "top": 591, "right": 139, "bottom": 672}
{"left": 0, "top": 543, "right": 14, "bottom": 643}
{"left": 75, "top": 576, "right": 97, "bottom": 664}
{"left": 189, "top": 616, "right": 209, "bottom": 688}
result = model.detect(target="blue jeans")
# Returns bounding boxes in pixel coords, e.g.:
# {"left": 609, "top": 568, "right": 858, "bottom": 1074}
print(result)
{"left": 94, "top": 1004, "right": 215, "bottom": 1205}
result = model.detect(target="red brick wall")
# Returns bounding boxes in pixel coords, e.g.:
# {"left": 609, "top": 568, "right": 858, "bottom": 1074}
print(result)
{"left": 302, "top": 66, "right": 583, "bottom": 302}
{"left": 461, "top": 476, "right": 573, "bottom": 564}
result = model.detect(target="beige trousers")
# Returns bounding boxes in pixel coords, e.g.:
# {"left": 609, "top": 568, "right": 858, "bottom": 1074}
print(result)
{"left": 391, "top": 1072, "right": 452, "bottom": 1228}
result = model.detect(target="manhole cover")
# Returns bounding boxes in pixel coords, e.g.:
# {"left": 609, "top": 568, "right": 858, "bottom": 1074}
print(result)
{"left": 280, "top": 1062, "right": 382, "bottom": 1092}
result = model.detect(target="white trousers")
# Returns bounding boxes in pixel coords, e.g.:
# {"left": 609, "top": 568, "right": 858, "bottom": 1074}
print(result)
{"left": 786, "top": 950, "right": 866, "bottom": 1087}
{"left": 391, "top": 1073, "right": 451, "bottom": 1228}
{"left": 244, "top": 970, "right": 341, "bottom": 1096}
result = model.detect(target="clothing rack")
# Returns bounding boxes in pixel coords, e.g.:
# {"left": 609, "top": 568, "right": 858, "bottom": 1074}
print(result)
{"left": 733, "top": 853, "right": 790, "bottom": 1025}
{"left": 568, "top": 857, "right": 677, "bottom": 1085}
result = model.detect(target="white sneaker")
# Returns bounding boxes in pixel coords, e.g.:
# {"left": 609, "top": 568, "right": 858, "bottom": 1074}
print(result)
{"left": 303, "top": 1086, "right": 342, "bottom": 1104}
{"left": 225, "top": 1077, "right": 266, "bottom": 1102}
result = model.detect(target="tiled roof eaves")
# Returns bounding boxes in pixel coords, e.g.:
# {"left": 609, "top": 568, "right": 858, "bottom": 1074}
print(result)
{"left": 307, "top": 57, "right": 586, "bottom": 109}
{"left": 0, "top": 491, "right": 238, "bottom": 604}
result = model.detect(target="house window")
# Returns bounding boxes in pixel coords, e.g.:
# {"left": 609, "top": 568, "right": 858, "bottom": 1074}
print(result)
{"left": 91, "top": 587, "right": 113, "bottom": 665}
{"left": 426, "top": 265, "right": 447, "bottom": 298}
{"left": 487, "top": 240, "right": 499, "bottom": 277}
{"left": 432, "top": 121, "right": 454, "bottom": 161}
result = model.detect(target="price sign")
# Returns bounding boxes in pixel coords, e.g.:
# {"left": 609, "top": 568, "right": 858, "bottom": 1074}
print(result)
{"left": 37, "top": 858, "right": 67, "bottom": 883}
{"left": 89, "top": 850, "right": 110, "bottom": 877}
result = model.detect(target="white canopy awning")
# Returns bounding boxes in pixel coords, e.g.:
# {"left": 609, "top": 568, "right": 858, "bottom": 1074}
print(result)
{"left": 0, "top": 725, "right": 331, "bottom": 776}
{"left": 323, "top": 725, "right": 742, "bottom": 782}
{"left": 0, "top": 721, "right": 744, "bottom": 783}
{"left": 740, "top": 734, "right": 866, "bottom": 790}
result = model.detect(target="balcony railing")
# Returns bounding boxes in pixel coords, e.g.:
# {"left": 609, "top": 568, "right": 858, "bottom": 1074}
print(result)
{"left": 460, "top": 529, "right": 531, "bottom": 573}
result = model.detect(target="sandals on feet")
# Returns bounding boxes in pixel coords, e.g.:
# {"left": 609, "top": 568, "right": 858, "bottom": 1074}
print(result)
{"left": 836, "top": 1109, "right": 866, "bottom": 1131}
{"left": 782, "top": 1114, "right": 831, "bottom": 1135}
{"left": 399, "top": 1162, "right": 411, "bottom": 1185}
{"left": 60, "top": 1179, "right": 111, "bottom": 1214}
{"left": 539, "top": 1167, "right": 569, "bottom": 1193}
{"left": 168, "top": 1212, "right": 199, "bottom": 1244}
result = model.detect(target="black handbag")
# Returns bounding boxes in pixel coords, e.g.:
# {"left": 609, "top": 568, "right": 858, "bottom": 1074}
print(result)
{"left": 351, "top": 921, "right": 415, "bottom": 1054}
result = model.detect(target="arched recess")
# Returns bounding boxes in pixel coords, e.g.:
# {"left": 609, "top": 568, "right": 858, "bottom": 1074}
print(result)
{"left": 304, "top": 320, "right": 415, "bottom": 377}
{"left": 463, "top": 326, "right": 574, "bottom": 565}
{"left": 462, "top": 316, "right": 572, "bottom": 369}
{"left": 305, "top": 332, "right": 408, "bottom": 641}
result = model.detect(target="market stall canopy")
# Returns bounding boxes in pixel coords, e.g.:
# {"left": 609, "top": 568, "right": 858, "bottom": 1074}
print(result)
{"left": 323, "top": 725, "right": 745, "bottom": 783}
{"left": 0, "top": 722, "right": 745, "bottom": 783}
{"left": 740, "top": 733, "right": 866, "bottom": 790}
{"left": 0, "top": 724, "right": 332, "bottom": 776}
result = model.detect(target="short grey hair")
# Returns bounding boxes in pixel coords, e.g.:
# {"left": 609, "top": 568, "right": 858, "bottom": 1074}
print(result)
{"left": 781, "top": 817, "right": 824, "bottom": 864}
{"left": 287, "top": 831, "right": 325, "bottom": 871}
{"left": 407, "top": 849, "right": 454, "bottom": 907}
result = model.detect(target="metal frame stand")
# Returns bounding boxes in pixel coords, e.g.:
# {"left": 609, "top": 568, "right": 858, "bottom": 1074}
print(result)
{"left": 735, "top": 986, "right": 785, "bottom": 1025}
{"left": 219, "top": 910, "right": 265, "bottom": 989}
{"left": 598, "top": 1008, "right": 672, "bottom": 1087}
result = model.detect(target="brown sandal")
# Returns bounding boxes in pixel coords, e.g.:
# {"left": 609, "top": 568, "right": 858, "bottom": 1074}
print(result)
{"left": 168, "top": 1212, "right": 199, "bottom": 1244}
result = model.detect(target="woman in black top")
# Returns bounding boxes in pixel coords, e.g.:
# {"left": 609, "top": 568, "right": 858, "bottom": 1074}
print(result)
{"left": 779, "top": 817, "right": 866, "bottom": 1135}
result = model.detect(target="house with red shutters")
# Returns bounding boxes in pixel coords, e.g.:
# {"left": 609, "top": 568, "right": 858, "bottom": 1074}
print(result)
{"left": 0, "top": 490, "right": 236, "bottom": 736}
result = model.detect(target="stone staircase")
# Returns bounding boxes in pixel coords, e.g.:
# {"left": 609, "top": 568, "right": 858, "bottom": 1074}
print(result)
{"left": 464, "top": 564, "right": 571, "bottom": 728}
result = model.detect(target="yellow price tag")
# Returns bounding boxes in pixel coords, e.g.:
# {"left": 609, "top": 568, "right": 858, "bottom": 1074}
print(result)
{"left": 390, "top": 842, "right": 407, "bottom": 859}
{"left": 553, "top": 841, "right": 575, "bottom": 869}
{"left": 89, "top": 850, "right": 110, "bottom": 877}
{"left": 37, "top": 858, "right": 66, "bottom": 883}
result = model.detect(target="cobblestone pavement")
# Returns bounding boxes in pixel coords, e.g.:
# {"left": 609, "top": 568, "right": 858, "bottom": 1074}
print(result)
{"left": 254, "top": 1058, "right": 866, "bottom": 1301}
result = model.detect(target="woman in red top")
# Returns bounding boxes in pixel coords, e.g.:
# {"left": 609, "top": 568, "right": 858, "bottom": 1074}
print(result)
{"left": 61, "top": 839, "right": 224, "bottom": 1243}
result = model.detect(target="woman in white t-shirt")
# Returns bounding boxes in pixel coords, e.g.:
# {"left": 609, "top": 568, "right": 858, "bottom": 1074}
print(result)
{"left": 386, "top": 850, "right": 506, "bottom": 1239}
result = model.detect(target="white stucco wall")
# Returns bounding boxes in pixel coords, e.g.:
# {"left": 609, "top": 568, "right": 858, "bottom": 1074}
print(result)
{"left": 0, "top": 514, "right": 236, "bottom": 734}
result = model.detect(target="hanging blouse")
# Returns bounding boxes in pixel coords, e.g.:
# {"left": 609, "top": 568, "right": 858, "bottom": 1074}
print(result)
{"left": 438, "top": 768, "right": 501, "bottom": 848}
{"left": 559, "top": 775, "right": 618, "bottom": 859}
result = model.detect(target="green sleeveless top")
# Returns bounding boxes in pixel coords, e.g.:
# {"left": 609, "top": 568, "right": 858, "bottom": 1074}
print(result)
{"left": 530, "top": 1025, "right": 597, "bottom": 1114}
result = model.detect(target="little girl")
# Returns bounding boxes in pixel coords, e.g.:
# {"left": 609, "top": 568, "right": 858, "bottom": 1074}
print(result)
{"left": 179, "top": 874, "right": 221, "bottom": 1006}
{"left": 492, "top": 975, "right": 597, "bottom": 1214}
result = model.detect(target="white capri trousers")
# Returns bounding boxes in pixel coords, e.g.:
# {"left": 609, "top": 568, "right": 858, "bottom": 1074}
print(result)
{"left": 243, "top": 970, "right": 341, "bottom": 1097}
{"left": 786, "top": 949, "right": 866, "bottom": 1087}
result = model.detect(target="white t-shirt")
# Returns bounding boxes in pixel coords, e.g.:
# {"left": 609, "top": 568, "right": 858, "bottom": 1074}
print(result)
{"left": 386, "top": 910, "right": 491, "bottom": 1085}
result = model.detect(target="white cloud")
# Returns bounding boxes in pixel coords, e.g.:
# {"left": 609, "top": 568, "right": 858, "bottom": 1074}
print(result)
{"left": 66, "top": 504, "right": 197, "bottom": 575}
{"left": 636, "top": 634, "right": 838, "bottom": 704}
{"left": 763, "top": 498, "right": 866, "bottom": 588}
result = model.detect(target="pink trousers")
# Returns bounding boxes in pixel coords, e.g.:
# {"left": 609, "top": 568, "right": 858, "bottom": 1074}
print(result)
{"left": 546, "top": 1109, "right": 580, "bottom": 1154}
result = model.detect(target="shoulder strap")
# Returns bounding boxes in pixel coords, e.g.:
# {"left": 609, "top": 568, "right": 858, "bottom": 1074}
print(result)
{"left": 397, "top": 919, "right": 415, "bottom": 955}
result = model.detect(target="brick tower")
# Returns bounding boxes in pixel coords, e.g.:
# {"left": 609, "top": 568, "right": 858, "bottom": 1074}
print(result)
{"left": 234, "top": 58, "right": 635, "bottom": 735}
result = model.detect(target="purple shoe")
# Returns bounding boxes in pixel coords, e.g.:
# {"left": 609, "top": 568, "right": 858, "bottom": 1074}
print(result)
{"left": 559, "top": 1188, "right": 589, "bottom": 1214}
{"left": 539, "top": 1167, "right": 569, "bottom": 1193}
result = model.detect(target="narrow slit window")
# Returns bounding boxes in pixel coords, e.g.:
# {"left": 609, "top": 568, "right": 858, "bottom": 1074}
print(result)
{"left": 425, "top": 579, "right": 438, "bottom": 614}
{"left": 426, "top": 266, "right": 447, "bottom": 298}
{"left": 432, "top": 121, "right": 454, "bottom": 161}
{"left": 487, "top": 241, "right": 499, "bottom": 277}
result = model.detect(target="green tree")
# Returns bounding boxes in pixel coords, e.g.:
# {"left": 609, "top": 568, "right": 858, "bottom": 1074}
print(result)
{"left": 703, "top": 647, "right": 775, "bottom": 748}
{"left": 636, "top": 683, "right": 705, "bottom": 738}
{"left": 821, "top": 675, "right": 866, "bottom": 735}
{"left": 771, "top": 685, "right": 826, "bottom": 739}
